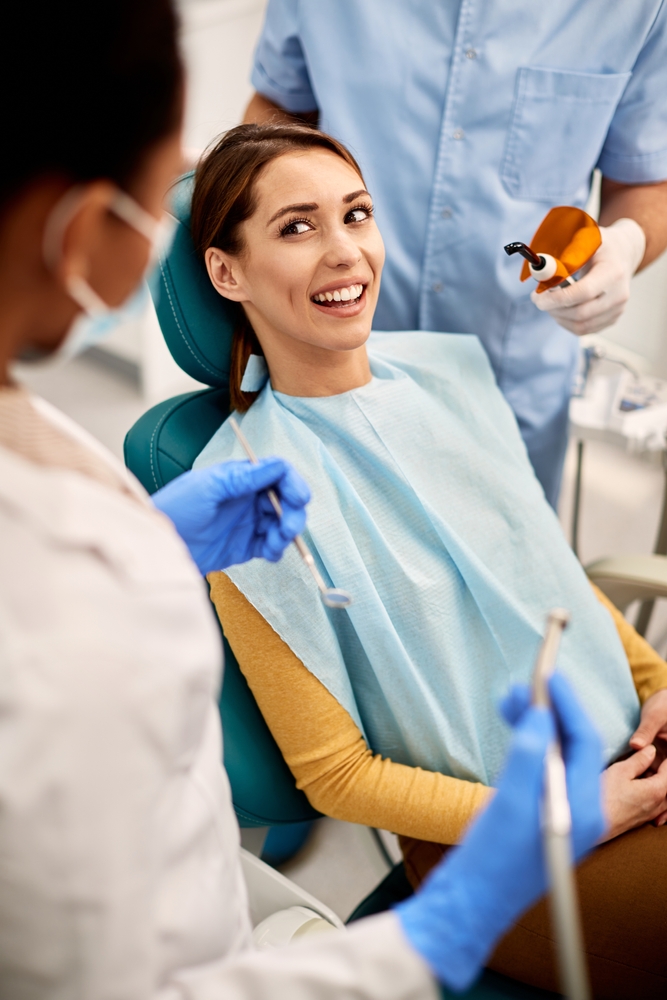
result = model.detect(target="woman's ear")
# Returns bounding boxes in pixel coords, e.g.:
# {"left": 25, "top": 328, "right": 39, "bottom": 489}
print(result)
{"left": 205, "top": 247, "right": 249, "bottom": 302}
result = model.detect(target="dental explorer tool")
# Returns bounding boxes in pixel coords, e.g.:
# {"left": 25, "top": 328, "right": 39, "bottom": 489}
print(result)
{"left": 229, "top": 417, "right": 353, "bottom": 610}
{"left": 532, "top": 609, "right": 591, "bottom": 1000}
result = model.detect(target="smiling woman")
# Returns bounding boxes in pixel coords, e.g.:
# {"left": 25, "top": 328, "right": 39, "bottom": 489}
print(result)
{"left": 191, "top": 123, "right": 667, "bottom": 997}
{"left": 190, "top": 123, "right": 384, "bottom": 409}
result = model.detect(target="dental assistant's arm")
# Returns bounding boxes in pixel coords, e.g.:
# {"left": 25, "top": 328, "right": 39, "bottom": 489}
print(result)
{"left": 171, "top": 914, "right": 439, "bottom": 1000}
{"left": 599, "top": 177, "right": 667, "bottom": 270}
{"left": 177, "top": 676, "right": 606, "bottom": 999}
{"left": 532, "top": 178, "right": 667, "bottom": 336}
{"left": 244, "top": 91, "right": 319, "bottom": 127}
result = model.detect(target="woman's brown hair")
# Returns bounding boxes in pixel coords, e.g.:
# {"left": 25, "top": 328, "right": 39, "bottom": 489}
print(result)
{"left": 190, "top": 122, "right": 365, "bottom": 412}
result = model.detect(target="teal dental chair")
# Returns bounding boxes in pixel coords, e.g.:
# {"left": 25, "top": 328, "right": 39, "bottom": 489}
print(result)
{"left": 124, "top": 174, "right": 319, "bottom": 834}
{"left": 124, "top": 173, "right": 559, "bottom": 999}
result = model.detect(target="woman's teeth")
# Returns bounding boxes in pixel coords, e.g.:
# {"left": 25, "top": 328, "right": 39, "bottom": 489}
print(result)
{"left": 313, "top": 283, "right": 364, "bottom": 304}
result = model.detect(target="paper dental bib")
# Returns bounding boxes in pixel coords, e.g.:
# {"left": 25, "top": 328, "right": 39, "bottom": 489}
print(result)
{"left": 195, "top": 332, "right": 638, "bottom": 785}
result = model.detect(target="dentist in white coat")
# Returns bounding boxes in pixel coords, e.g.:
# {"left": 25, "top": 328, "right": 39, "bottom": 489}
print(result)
{"left": 0, "top": 2, "right": 606, "bottom": 997}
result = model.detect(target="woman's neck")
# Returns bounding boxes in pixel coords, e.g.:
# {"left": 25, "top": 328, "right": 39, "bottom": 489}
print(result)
{"left": 261, "top": 338, "right": 372, "bottom": 398}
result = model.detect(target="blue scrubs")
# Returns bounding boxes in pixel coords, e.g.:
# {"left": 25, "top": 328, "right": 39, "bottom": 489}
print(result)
{"left": 252, "top": 0, "right": 667, "bottom": 505}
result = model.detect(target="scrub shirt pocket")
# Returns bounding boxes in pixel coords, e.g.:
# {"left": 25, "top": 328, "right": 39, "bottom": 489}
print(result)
{"left": 501, "top": 67, "right": 631, "bottom": 202}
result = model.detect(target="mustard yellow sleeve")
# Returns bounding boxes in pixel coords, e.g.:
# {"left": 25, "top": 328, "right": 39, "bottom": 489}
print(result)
{"left": 208, "top": 572, "right": 491, "bottom": 845}
{"left": 590, "top": 581, "right": 667, "bottom": 703}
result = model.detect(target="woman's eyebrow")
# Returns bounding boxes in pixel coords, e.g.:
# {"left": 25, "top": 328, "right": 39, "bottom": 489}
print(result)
{"left": 343, "top": 189, "right": 370, "bottom": 203}
{"left": 268, "top": 202, "right": 318, "bottom": 225}
{"left": 267, "top": 190, "right": 371, "bottom": 226}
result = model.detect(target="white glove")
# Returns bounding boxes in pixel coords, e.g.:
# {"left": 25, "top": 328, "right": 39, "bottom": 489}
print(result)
{"left": 531, "top": 217, "right": 646, "bottom": 336}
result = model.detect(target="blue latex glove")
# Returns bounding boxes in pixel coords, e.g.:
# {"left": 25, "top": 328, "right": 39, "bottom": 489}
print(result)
{"left": 152, "top": 458, "right": 311, "bottom": 575}
{"left": 397, "top": 675, "right": 605, "bottom": 993}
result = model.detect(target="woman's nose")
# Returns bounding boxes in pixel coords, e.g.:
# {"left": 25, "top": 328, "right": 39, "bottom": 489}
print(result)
{"left": 323, "top": 227, "right": 363, "bottom": 268}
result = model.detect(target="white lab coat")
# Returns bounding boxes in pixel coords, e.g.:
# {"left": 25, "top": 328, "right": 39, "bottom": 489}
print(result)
{"left": 0, "top": 402, "right": 437, "bottom": 1000}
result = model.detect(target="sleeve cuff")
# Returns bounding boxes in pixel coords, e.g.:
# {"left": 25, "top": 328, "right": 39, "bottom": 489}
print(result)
{"left": 251, "top": 62, "right": 319, "bottom": 115}
{"left": 597, "top": 148, "right": 667, "bottom": 185}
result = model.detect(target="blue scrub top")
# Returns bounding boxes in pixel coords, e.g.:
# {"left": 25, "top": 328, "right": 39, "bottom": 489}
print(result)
{"left": 252, "top": 0, "right": 667, "bottom": 505}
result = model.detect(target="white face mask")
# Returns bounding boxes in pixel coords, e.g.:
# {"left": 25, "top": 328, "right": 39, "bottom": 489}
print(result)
{"left": 27, "top": 186, "right": 176, "bottom": 364}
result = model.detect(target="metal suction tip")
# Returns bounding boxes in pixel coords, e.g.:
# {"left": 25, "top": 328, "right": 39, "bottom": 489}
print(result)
{"left": 321, "top": 589, "right": 353, "bottom": 609}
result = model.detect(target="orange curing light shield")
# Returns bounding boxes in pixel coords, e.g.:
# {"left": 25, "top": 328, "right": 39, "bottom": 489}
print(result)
{"left": 519, "top": 206, "right": 601, "bottom": 293}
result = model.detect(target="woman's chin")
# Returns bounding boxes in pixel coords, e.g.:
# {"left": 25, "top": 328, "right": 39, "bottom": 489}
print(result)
{"left": 308, "top": 289, "right": 375, "bottom": 341}
{"left": 309, "top": 316, "right": 372, "bottom": 353}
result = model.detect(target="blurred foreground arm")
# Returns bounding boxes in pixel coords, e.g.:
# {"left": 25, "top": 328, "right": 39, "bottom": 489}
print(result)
{"left": 171, "top": 677, "right": 602, "bottom": 999}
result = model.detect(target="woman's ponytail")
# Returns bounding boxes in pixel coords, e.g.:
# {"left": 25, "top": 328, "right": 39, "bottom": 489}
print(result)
{"left": 229, "top": 310, "right": 263, "bottom": 413}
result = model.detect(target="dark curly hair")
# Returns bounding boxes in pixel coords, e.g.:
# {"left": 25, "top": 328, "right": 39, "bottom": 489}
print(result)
{"left": 1, "top": 0, "right": 183, "bottom": 210}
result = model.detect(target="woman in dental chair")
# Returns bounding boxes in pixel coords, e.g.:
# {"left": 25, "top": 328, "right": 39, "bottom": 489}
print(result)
{"left": 192, "top": 123, "right": 667, "bottom": 998}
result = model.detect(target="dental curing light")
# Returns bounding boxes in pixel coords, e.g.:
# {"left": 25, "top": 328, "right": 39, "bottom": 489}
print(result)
{"left": 505, "top": 206, "right": 601, "bottom": 293}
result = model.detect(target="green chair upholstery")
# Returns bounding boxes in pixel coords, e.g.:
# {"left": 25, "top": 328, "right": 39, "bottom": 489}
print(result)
{"left": 124, "top": 174, "right": 318, "bottom": 828}
{"left": 149, "top": 171, "right": 234, "bottom": 388}
{"left": 124, "top": 174, "right": 561, "bottom": 996}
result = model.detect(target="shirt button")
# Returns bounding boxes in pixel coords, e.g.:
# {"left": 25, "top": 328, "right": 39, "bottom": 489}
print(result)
{"left": 452, "top": 128, "right": 465, "bottom": 140}
{"left": 441, "top": 207, "right": 452, "bottom": 219}
{"left": 432, "top": 281, "right": 444, "bottom": 293}
{"left": 465, "top": 48, "right": 477, "bottom": 59}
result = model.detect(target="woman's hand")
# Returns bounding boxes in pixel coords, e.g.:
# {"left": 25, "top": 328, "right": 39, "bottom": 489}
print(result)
{"left": 630, "top": 688, "right": 667, "bottom": 766}
{"left": 602, "top": 687, "right": 667, "bottom": 836}
{"left": 600, "top": 743, "right": 667, "bottom": 841}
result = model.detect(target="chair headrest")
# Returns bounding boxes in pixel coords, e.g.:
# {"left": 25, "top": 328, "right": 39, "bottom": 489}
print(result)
{"left": 152, "top": 171, "right": 235, "bottom": 388}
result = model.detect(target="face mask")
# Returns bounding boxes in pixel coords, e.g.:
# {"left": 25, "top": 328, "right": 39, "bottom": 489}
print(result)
{"left": 52, "top": 281, "right": 151, "bottom": 363}
{"left": 27, "top": 186, "right": 177, "bottom": 365}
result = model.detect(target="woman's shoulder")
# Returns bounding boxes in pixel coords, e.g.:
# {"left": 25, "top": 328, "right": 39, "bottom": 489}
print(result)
{"left": 368, "top": 331, "right": 497, "bottom": 388}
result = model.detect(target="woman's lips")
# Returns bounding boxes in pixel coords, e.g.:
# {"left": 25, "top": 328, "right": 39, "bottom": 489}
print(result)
{"left": 311, "top": 282, "right": 365, "bottom": 304}
{"left": 310, "top": 285, "right": 366, "bottom": 319}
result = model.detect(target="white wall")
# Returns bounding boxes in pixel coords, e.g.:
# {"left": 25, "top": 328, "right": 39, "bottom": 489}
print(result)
{"left": 585, "top": 169, "right": 667, "bottom": 376}
{"left": 99, "top": 0, "right": 268, "bottom": 401}
{"left": 603, "top": 253, "right": 667, "bottom": 378}
{"left": 179, "top": 0, "right": 269, "bottom": 153}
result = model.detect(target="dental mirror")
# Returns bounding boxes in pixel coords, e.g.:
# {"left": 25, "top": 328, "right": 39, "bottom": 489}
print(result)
{"left": 229, "top": 418, "right": 353, "bottom": 610}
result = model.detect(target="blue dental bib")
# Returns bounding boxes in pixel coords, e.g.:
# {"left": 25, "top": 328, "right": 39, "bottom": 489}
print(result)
{"left": 195, "top": 332, "right": 639, "bottom": 784}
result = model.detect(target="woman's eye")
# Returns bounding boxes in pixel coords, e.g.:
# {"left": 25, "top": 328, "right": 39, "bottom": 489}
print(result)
{"left": 281, "top": 219, "right": 312, "bottom": 237}
{"left": 345, "top": 207, "right": 372, "bottom": 224}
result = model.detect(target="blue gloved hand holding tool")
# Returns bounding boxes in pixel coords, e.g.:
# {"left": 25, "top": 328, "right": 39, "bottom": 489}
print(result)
{"left": 152, "top": 458, "right": 311, "bottom": 574}
{"left": 397, "top": 674, "right": 605, "bottom": 993}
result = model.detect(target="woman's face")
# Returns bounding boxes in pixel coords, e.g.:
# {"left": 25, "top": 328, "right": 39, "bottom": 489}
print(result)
{"left": 207, "top": 149, "right": 385, "bottom": 358}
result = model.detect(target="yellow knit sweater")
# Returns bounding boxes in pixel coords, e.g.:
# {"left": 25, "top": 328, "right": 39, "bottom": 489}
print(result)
{"left": 210, "top": 573, "right": 667, "bottom": 845}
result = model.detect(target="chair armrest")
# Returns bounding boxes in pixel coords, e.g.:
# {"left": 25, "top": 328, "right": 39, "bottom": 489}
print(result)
{"left": 240, "top": 848, "right": 344, "bottom": 930}
{"left": 586, "top": 555, "right": 667, "bottom": 612}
